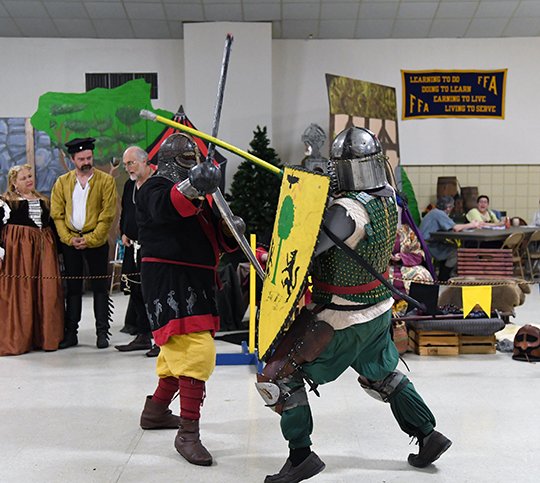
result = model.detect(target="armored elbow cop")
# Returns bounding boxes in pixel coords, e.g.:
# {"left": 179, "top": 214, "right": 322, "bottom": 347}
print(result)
{"left": 358, "top": 371, "right": 409, "bottom": 403}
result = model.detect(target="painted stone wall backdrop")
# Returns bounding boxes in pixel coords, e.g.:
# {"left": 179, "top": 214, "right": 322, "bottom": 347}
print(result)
{"left": 0, "top": 118, "right": 28, "bottom": 194}
{"left": 33, "top": 130, "right": 65, "bottom": 198}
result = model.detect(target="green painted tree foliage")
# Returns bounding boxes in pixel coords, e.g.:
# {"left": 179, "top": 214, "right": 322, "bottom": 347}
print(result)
{"left": 31, "top": 79, "right": 172, "bottom": 166}
{"left": 228, "top": 126, "right": 282, "bottom": 243}
{"left": 327, "top": 75, "right": 397, "bottom": 121}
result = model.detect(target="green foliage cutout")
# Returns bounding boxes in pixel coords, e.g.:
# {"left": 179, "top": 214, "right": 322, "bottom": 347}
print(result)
{"left": 31, "top": 79, "right": 172, "bottom": 166}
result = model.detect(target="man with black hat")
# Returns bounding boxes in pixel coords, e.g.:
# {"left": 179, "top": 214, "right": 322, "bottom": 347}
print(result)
{"left": 50, "top": 137, "right": 117, "bottom": 349}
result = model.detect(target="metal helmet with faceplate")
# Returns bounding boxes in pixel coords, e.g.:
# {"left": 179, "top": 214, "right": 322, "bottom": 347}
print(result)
{"left": 157, "top": 133, "right": 201, "bottom": 183}
{"left": 327, "top": 126, "right": 388, "bottom": 193}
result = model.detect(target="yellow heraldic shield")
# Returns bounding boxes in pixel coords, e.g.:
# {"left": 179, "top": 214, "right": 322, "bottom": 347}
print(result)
{"left": 257, "top": 167, "right": 330, "bottom": 360}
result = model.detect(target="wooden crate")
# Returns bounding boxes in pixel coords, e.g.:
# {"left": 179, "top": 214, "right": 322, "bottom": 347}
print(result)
{"left": 409, "top": 329, "right": 497, "bottom": 355}
{"left": 409, "top": 329, "right": 459, "bottom": 356}
{"left": 459, "top": 334, "right": 497, "bottom": 354}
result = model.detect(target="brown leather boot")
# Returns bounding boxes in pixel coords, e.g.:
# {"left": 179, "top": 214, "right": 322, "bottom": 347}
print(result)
{"left": 174, "top": 418, "right": 213, "bottom": 466}
{"left": 140, "top": 396, "right": 180, "bottom": 429}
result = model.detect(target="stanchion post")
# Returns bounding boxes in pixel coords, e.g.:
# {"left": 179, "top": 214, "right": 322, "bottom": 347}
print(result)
{"left": 249, "top": 233, "right": 256, "bottom": 354}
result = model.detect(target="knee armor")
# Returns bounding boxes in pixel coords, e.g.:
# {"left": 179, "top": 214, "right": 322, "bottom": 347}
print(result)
{"left": 358, "top": 370, "right": 409, "bottom": 403}
{"left": 255, "top": 376, "right": 308, "bottom": 414}
{"left": 255, "top": 308, "right": 333, "bottom": 414}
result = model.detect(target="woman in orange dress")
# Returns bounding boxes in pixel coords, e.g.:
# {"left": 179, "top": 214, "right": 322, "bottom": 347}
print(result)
{"left": 0, "top": 164, "right": 64, "bottom": 356}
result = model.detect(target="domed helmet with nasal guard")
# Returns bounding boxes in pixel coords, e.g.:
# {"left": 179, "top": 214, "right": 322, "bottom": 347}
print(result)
{"left": 327, "top": 126, "right": 388, "bottom": 193}
{"left": 157, "top": 133, "right": 201, "bottom": 183}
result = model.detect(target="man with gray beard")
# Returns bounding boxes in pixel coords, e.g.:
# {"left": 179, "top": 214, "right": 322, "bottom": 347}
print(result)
{"left": 115, "top": 146, "right": 157, "bottom": 355}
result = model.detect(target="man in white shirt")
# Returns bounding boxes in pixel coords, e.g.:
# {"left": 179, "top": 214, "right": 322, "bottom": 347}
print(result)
{"left": 50, "top": 138, "right": 117, "bottom": 349}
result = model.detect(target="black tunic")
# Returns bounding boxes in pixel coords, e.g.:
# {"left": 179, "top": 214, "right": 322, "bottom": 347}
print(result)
{"left": 136, "top": 175, "right": 236, "bottom": 345}
{"left": 119, "top": 180, "right": 140, "bottom": 281}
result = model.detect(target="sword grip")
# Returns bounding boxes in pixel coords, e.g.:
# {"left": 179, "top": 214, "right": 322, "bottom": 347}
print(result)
{"left": 212, "top": 189, "right": 266, "bottom": 280}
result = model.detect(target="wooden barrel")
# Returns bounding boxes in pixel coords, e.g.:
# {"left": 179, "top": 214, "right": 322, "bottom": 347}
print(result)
{"left": 461, "top": 186, "right": 479, "bottom": 211}
{"left": 436, "top": 176, "right": 458, "bottom": 198}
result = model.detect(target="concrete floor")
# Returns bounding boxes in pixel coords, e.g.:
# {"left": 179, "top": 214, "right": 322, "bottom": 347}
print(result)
{"left": 1, "top": 286, "right": 539, "bottom": 483}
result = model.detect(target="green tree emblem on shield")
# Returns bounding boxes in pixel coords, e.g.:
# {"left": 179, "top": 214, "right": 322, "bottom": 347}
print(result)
{"left": 271, "top": 195, "right": 295, "bottom": 284}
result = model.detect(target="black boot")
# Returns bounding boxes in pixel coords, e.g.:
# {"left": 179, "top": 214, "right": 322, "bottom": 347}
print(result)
{"left": 59, "top": 295, "right": 81, "bottom": 349}
{"left": 59, "top": 330, "right": 78, "bottom": 349}
{"left": 265, "top": 452, "right": 325, "bottom": 483}
{"left": 408, "top": 430, "right": 452, "bottom": 468}
{"left": 94, "top": 292, "right": 113, "bottom": 349}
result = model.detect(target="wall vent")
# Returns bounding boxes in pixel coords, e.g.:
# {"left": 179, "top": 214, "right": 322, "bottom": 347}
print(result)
{"left": 85, "top": 72, "right": 158, "bottom": 99}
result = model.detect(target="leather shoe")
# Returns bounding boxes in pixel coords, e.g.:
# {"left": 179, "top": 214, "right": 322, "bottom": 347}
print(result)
{"left": 115, "top": 334, "right": 152, "bottom": 352}
{"left": 146, "top": 344, "right": 160, "bottom": 357}
{"left": 265, "top": 452, "right": 325, "bottom": 483}
{"left": 408, "top": 430, "right": 452, "bottom": 468}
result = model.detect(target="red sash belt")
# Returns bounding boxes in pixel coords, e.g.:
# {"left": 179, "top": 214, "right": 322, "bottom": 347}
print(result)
{"left": 142, "top": 257, "right": 216, "bottom": 271}
{"left": 141, "top": 257, "right": 221, "bottom": 288}
{"left": 313, "top": 270, "right": 389, "bottom": 295}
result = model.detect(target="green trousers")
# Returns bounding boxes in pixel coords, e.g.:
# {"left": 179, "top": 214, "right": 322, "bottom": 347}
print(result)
{"left": 280, "top": 310, "right": 436, "bottom": 449}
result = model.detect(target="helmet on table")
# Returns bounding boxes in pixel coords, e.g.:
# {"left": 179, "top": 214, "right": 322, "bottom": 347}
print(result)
{"left": 157, "top": 133, "right": 201, "bottom": 183}
{"left": 327, "top": 126, "right": 388, "bottom": 193}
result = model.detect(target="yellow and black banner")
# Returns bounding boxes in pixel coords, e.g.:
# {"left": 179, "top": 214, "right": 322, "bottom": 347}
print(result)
{"left": 401, "top": 69, "right": 507, "bottom": 120}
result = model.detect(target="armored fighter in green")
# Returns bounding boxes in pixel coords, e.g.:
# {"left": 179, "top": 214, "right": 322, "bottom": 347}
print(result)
{"left": 257, "top": 126, "right": 452, "bottom": 483}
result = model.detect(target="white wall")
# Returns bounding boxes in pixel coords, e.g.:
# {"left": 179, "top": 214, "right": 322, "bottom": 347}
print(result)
{"left": 184, "top": 23, "right": 272, "bottom": 188}
{"left": 272, "top": 37, "right": 540, "bottom": 168}
{"left": 1, "top": 33, "right": 539, "bottom": 188}
{"left": 0, "top": 37, "right": 184, "bottom": 117}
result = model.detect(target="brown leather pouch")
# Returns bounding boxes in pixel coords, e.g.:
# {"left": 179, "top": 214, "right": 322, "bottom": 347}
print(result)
{"left": 262, "top": 307, "right": 334, "bottom": 381}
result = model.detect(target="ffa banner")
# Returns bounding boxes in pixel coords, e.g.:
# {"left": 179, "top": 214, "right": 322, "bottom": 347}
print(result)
{"left": 257, "top": 167, "right": 330, "bottom": 361}
{"left": 402, "top": 69, "right": 507, "bottom": 120}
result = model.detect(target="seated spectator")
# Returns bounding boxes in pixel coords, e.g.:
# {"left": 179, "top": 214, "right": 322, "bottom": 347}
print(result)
{"left": 390, "top": 197, "right": 435, "bottom": 295}
{"left": 390, "top": 223, "right": 433, "bottom": 294}
{"left": 419, "top": 196, "right": 482, "bottom": 280}
{"left": 466, "top": 195, "right": 504, "bottom": 225}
